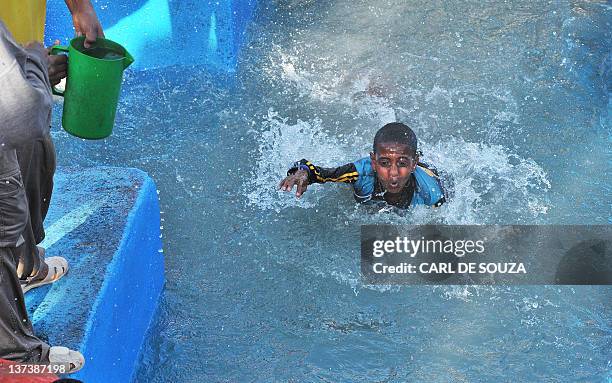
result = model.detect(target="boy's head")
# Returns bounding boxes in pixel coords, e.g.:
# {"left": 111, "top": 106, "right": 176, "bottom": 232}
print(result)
{"left": 370, "top": 123, "right": 419, "bottom": 194}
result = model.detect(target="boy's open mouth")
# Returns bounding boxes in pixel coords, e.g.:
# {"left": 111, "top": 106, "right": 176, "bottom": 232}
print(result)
{"left": 386, "top": 180, "right": 403, "bottom": 192}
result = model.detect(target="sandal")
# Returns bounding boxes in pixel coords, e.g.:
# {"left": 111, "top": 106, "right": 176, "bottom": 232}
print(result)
{"left": 48, "top": 346, "right": 85, "bottom": 374}
{"left": 21, "top": 256, "right": 69, "bottom": 294}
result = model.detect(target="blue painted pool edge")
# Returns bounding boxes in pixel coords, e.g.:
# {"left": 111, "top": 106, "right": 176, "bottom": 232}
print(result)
{"left": 73, "top": 169, "right": 164, "bottom": 382}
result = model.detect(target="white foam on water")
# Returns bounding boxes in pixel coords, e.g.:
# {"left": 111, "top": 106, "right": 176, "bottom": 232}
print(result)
{"left": 248, "top": 110, "right": 551, "bottom": 225}
{"left": 275, "top": 50, "right": 344, "bottom": 103}
{"left": 246, "top": 110, "right": 353, "bottom": 212}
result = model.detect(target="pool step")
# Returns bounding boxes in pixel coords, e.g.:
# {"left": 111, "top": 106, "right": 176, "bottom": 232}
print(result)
{"left": 25, "top": 167, "right": 164, "bottom": 382}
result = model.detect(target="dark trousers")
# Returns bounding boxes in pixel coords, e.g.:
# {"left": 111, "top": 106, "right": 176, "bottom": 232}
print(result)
{"left": 17, "top": 135, "right": 56, "bottom": 280}
{"left": 0, "top": 246, "right": 49, "bottom": 362}
{"left": 0, "top": 134, "right": 55, "bottom": 362}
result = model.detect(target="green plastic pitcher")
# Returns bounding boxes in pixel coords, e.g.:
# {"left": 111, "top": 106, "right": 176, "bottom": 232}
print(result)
{"left": 51, "top": 36, "right": 134, "bottom": 139}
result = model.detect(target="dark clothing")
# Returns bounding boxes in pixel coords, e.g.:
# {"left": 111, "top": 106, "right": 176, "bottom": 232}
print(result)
{"left": 0, "top": 246, "right": 48, "bottom": 363}
{"left": 16, "top": 134, "right": 55, "bottom": 280}
{"left": 0, "top": 169, "right": 28, "bottom": 248}
{"left": 288, "top": 157, "right": 448, "bottom": 208}
{"left": 0, "top": 20, "right": 52, "bottom": 363}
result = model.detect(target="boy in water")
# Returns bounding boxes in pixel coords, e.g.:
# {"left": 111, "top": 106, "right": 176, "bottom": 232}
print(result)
{"left": 279, "top": 122, "right": 447, "bottom": 208}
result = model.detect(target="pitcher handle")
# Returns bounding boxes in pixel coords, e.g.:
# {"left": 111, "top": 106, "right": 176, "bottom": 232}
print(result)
{"left": 50, "top": 45, "right": 69, "bottom": 96}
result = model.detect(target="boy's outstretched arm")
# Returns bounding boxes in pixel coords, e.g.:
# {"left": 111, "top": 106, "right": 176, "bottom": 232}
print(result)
{"left": 279, "top": 159, "right": 360, "bottom": 198}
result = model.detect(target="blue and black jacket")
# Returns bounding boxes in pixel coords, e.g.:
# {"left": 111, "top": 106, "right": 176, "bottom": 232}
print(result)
{"left": 288, "top": 157, "right": 448, "bottom": 208}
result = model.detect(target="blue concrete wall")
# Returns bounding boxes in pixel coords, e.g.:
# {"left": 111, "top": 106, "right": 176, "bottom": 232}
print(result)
{"left": 25, "top": 167, "right": 164, "bottom": 382}
{"left": 44, "top": 0, "right": 258, "bottom": 71}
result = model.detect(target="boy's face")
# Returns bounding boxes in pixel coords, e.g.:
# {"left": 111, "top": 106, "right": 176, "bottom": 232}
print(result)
{"left": 370, "top": 142, "right": 417, "bottom": 194}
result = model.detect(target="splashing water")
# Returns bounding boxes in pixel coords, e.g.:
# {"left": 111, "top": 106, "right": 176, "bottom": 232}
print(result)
{"left": 247, "top": 78, "right": 551, "bottom": 225}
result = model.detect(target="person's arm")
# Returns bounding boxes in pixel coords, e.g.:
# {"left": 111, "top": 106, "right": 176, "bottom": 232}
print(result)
{"left": 0, "top": 35, "right": 51, "bottom": 150}
{"left": 64, "top": 0, "right": 104, "bottom": 48}
{"left": 278, "top": 159, "right": 359, "bottom": 198}
{"left": 23, "top": 42, "right": 52, "bottom": 97}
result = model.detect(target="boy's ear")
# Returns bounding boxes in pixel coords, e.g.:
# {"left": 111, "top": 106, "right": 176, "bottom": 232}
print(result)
{"left": 370, "top": 151, "right": 376, "bottom": 166}
{"left": 412, "top": 153, "right": 419, "bottom": 171}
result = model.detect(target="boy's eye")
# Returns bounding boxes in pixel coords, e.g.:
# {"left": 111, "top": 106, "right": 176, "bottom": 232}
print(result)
{"left": 379, "top": 160, "right": 390, "bottom": 167}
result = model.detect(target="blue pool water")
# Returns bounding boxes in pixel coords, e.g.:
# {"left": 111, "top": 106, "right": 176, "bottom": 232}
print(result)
{"left": 50, "top": 1, "right": 610, "bottom": 381}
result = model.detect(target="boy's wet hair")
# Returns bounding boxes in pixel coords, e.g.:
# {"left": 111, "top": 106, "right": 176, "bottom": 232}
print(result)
{"left": 373, "top": 122, "right": 417, "bottom": 154}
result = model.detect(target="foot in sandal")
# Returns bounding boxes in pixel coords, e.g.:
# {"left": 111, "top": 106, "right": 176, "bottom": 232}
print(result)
{"left": 48, "top": 346, "right": 85, "bottom": 374}
{"left": 21, "top": 248, "right": 69, "bottom": 294}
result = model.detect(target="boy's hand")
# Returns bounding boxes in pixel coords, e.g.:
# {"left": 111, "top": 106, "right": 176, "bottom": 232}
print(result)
{"left": 278, "top": 169, "right": 309, "bottom": 198}
{"left": 47, "top": 40, "right": 67, "bottom": 86}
